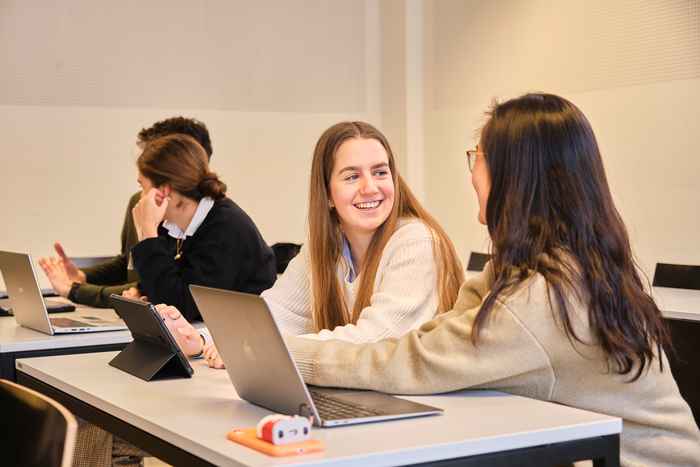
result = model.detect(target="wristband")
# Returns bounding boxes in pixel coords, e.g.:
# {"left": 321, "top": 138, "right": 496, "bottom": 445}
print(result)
{"left": 67, "top": 282, "right": 82, "bottom": 303}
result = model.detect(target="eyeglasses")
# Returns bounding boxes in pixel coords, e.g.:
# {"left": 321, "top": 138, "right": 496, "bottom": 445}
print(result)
{"left": 465, "top": 149, "right": 484, "bottom": 173}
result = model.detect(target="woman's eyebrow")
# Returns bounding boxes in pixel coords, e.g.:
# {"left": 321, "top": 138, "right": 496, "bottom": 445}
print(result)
{"left": 337, "top": 161, "right": 389, "bottom": 175}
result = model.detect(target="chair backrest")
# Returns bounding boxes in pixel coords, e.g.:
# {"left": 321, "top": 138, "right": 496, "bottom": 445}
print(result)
{"left": 664, "top": 319, "right": 700, "bottom": 429}
{"left": 653, "top": 263, "right": 700, "bottom": 290}
{"left": 70, "top": 256, "right": 116, "bottom": 269}
{"left": 466, "top": 252, "right": 491, "bottom": 272}
{"left": 653, "top": 262, "right": 700, "bottom": 427}
{"left": 0, "top": 379, "right": 77, "bottom": 467}
{"left": 271, "top": 243, "right": 302, "bottom": 274}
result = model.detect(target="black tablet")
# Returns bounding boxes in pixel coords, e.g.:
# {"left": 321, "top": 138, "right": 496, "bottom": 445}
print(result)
{"left": 109, "top": 295, "right": 193, "bottom": 381}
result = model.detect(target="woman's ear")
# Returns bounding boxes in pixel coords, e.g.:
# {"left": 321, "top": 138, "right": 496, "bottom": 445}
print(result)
{"left": 159, "top": 184, "right": 172, "bottom": 198}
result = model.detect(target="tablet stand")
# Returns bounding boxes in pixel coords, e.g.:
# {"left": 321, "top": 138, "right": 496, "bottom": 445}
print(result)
{"left": 110, "top": 338, "right": 191, "bottom": 381}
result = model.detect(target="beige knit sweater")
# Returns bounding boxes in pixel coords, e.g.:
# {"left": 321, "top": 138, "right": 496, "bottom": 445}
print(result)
{"left": 263, "top": 219, "right": 441, "bottom": 342}
{"left": 288, "top": 264, "right": 700, "bottom": 467}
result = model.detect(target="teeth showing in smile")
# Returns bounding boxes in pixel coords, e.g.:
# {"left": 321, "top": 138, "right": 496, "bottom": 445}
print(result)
{"left": 355, "top": 200, "right": 381, "bottom": 210}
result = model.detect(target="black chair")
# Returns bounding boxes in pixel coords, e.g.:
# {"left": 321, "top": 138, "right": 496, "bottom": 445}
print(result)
{"left": 0, "top": 379, "right": 77, "bottom": 467}
{"left": 653, "top": 263, "right": 700, "bottom": 428}
{"left": 466, "top": 252, "right": 491, "bottom": 272}
{"left": 653, "top": 263, "right": 700, "bottom": 290}
{"left": 665, "top": 318, "right": 700, "bottom": 428}
{"left": 271, "top": 243, "right": 302, "bottom": 274}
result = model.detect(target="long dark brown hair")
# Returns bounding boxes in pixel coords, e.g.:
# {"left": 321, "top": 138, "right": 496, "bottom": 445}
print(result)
{"left": 474, "top": 93, "right": 669, "bottom": 381}
{"left": 309, "top": 121, "right": 464, "bottom": 331}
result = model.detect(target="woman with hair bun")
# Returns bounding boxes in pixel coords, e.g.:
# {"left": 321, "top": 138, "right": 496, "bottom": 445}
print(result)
{"left": 131, "top": 133, "right": 276, "bottom": 321}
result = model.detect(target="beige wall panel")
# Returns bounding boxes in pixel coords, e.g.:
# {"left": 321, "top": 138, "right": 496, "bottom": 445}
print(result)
{"left": 424, "top": 0, "right": 700, "bottom": 276}
{"left": 0, "top": 0, "right": 367, "bottom": 113}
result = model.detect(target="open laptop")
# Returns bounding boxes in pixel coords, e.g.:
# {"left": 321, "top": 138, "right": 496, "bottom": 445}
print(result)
{"left": 0, "top": 251, "right": 73, "bottom": 316}
{"left": 0, "top": 251, "right": 127, "bottom": 335}
{"left": 190, "top": 285, "right": 443, "bottom": 427}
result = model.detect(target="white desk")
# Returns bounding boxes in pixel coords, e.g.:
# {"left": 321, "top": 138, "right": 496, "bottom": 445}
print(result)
{"left": 653, "top": 286, "right": 700, "bottom": 321}
{"left": 0, "top": 306, "right": 132, "bottom": 380}
{"left": 17, "top": 352, "right": 621, "bottom": 467}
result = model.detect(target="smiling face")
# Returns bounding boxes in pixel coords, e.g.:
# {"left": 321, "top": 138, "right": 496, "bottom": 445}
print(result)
{"left": 328, "top": 137, "right": 395, "bottom": 240}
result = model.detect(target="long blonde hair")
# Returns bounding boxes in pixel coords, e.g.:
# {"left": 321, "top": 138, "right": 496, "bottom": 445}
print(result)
{"left": 308, "top": 121, "right": 464, "bottom": 331}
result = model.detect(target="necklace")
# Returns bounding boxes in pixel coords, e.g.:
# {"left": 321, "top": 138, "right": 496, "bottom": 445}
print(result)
{"left": 174, "top": 238, "right": 184, "bottom": 260}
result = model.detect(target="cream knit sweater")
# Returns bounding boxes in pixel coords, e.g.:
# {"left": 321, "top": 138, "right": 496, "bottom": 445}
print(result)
{"left": 262, "top": 218, "right": 440, "bottom": 342}
{"left": 288, "top": 264, "right": 700, "bottom": 467}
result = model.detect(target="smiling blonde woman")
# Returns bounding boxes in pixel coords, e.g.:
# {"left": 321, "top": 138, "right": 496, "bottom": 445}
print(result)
{"left": 162, "top": 121, "right": 464, "bottom": 364}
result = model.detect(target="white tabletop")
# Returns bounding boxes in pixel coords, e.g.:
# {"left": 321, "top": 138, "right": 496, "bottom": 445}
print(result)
{"left": 652, "top": 287, "right": 700, "bottom": 322}
{"left": 0, "top": 305, "right": 132, "bottom": 353}
{"left": 17, "top": 352, "right": 621, "bottom": 467}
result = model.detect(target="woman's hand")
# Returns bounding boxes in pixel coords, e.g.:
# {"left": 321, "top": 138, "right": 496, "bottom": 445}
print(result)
{"left": 132, "top": 189, "right": 168, "bottom": 241}
{"left": 52, "top": 242, "right": 86, "bottom": 283}
{"left": 37, "top": 241, "right": 88, "bottom": 297}
{"left": 37, "top": 257, "right": 74, "bottom": 297}
{"left": 155, "top": 304, "right": 204, "bottom": 357}
{"left": 203, "top": 344, "right": 226, "bottom": 369}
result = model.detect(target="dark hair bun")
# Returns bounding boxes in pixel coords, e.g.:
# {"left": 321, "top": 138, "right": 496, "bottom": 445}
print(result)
{"left": 198, "top": 172, "right": 227, "bottom": 199}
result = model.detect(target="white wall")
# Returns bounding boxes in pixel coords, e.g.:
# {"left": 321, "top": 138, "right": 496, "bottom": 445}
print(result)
{"left": 0, "top": 0, "right": 382, "bottom": 289}
{"left": 422, "top": 0, "right": 700, "bottom": 277}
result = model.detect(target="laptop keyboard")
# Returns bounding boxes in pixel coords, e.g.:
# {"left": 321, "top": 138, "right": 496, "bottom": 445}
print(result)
{"left": 309, "top": 390, "right": 383, "bottom": 420}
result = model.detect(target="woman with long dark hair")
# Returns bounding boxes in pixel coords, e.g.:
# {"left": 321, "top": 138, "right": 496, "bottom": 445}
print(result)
{"left": 285, "top": 94, "right": 700, "bottom": 466}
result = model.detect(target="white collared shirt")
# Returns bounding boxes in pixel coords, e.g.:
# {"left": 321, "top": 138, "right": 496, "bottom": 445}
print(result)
{"left": 163, "top": 197, "right": 215, "bottom": 239}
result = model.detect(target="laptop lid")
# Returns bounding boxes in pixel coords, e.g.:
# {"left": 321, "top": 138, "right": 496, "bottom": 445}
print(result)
{"left": 191, "top": 285, "right": 320, "bottom": 420}
{"left": 0, "top": 250, "right": 126, "bottom": 335}
{"left": 190, "top": 285, "right": 443, "bottom": 427}
{"left": 0, "top": 251, "right": 55, "bottom": 334}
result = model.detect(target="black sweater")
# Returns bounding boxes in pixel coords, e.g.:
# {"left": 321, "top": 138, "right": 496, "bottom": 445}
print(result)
{"left": 131, "top": 197, "right": 276, "bottom": 321}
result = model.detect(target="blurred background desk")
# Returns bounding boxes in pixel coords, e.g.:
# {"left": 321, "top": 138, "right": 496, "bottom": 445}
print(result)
{"left": 653, "top": 286, "right": 700, "bottom": 321}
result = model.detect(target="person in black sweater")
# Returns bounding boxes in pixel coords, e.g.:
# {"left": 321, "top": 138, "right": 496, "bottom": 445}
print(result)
{"left": 38, "top": 116, "right": 215, "bottom": 308}
{"left": 131, "top": 133, "right": 276, "bottom": 321}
